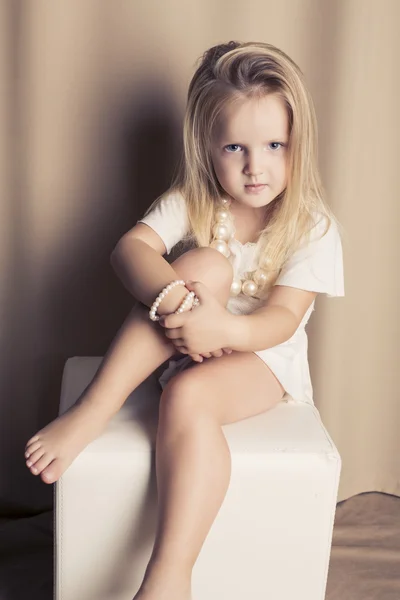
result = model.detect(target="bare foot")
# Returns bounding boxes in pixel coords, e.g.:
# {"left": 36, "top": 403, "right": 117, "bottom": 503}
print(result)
{"left": 133, "top": 559, "right": 192, "bottom": 600}
{"left": 24, "top": 397, "right": 111, "bottom": 484}
{"left": 133, "top": 577, "right": 191, "bottom": 600}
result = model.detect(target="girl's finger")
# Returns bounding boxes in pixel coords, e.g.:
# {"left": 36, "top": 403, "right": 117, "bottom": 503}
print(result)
{"left": 164, "top": 330, "right": 183, "bottom": 341}
{"left": 170, "top": 338, "right": 186, "bottom": 347}
{"left": 189, "top": 353, "right": 203, "bottom": 362}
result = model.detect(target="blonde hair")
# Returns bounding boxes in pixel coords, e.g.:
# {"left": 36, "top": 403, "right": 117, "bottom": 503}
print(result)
{"left": 143, "top": 40, "right": 342, "bottom": 299}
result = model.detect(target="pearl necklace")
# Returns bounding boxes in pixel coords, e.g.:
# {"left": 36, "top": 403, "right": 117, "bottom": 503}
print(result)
{"left": 209, "top": 197, "right": 272, "bottom": 298}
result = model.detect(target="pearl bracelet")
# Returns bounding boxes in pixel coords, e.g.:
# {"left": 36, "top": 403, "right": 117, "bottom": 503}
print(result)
{"left": 149, "top": 280, "right": 185, "bottom": 321}
{"left": 175, "top": 291, "right": 200, "bottom": 314}
{"left": 149, "top": 280, "right": 199, "bottom": 322}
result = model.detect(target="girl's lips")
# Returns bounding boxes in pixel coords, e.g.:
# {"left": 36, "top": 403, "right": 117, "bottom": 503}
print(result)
{"left": 245, "top": 184, "right": 267, "bottom": 192}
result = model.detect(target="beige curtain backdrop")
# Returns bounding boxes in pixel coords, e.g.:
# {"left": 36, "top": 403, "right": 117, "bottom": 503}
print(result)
{"left": 1, "top": 0, "right": 398, "bottom": 516}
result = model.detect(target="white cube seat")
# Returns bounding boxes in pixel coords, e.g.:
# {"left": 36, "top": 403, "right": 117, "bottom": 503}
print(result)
{"left": 54, "top": 356, "right": 341, "bottom": 600}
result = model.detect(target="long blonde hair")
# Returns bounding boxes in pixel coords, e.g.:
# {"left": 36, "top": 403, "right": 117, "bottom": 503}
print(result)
{"left": 143, "top": 41, "right": 341, "bottom": 299}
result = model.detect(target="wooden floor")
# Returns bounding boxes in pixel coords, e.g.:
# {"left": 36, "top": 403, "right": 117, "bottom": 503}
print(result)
{"left": 0, "top": 492, "right": 399, "bottom": 599}
{"left": 327, "top": 492, "right": 400, "bottom": 600}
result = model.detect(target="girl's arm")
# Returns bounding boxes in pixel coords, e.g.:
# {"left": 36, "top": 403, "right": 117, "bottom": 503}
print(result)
{"left": 228, "top": 286, "right": 318, "bottom": 352}
{"left": 110, "top": 237, "right": 191, "bottom": 317}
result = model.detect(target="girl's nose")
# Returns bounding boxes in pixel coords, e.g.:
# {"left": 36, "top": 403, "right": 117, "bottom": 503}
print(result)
{"left": 244, "top": 151, "right": 265, "bottom": 177}
{"left": 244, "top": 166, "right": 264, "bottom": 178}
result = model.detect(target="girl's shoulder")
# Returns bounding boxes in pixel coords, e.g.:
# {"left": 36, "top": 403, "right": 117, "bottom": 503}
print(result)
{"left": 275, "top": 209, "right": 345, "bottom": 297}
{"left": 138, "top": 189, "right": 189, "bottom": 255}
{"left": 304, "top": 210, "right": 341, "bottom": 245}
{"left": 159, "top": 189, "right": 187, "bottom": 209}
{"left": 142, "top": 189, "right": 188, "bottom": 223}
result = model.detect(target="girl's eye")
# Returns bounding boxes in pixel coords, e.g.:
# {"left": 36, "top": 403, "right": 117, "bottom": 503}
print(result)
{"left": 224, "top": 144, "right": 242, "bottom": 153}
{"left": 224, "top": 142, "right": 285, "bottom": 153}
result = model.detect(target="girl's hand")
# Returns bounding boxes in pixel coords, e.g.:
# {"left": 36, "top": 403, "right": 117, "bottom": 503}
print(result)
{"left": 190, "top": 347, "right": 233, "bottom": 363}
{"left": 158, "top": 281, "right": 235, "bottom": 357}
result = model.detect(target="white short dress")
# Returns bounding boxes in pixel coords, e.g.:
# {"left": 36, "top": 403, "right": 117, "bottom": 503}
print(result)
{"left": 138, "top": 191, "right": 345, "bottom": 406}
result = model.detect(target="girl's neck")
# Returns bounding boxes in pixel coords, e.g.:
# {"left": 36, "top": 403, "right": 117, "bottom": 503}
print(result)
{"left": 229, "top": 199, "right": 267, "bottom": 219}
{"left": 227, "top": 198, "right": 267, "bottom": 245}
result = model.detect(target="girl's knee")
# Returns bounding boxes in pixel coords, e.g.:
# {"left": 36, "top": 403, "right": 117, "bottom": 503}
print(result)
{"left": 159, "top": 371, "right": 206, "bottom": 423}
{"left": 171, "top": 247, "right": 233, "bottom": 297}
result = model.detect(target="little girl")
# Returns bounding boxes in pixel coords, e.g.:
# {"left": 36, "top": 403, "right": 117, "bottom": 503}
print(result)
{"left": 24, "top": 41, "right": 344, "bottom": 599}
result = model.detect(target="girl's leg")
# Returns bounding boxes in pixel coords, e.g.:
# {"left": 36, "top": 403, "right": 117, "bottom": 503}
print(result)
{"left": 24, "top": 248, "right": 233, "bottom": 484}
{"left": 135, "top": 352, "right": 285, "bottom": 600}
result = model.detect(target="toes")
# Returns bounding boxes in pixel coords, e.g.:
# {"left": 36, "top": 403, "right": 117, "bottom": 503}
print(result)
{"left": 25, "top": 440, "right": 42, "bottom": 458}
{"left": 40, "top": 459, "right": 63, "bottom": 484}
{"left": 29, "top": 453, "right": 54, "bottom": 476}
{"left": 26, "top": 434, "right": 40, "bottom": 446}
{"left": 26, "top": 448, "right": 45, "bottom": 468}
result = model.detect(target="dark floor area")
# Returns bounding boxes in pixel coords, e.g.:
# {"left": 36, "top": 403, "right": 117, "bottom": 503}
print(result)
{"left": 0, "top": 492, "right": 399, "bottom": 599}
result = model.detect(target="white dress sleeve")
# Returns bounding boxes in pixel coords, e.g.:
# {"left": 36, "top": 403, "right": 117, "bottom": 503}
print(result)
{"left": 137, "top": 191, "right": 190, "bottom": 255}
{"left": 274, "top": 214, "right": 345, "bottom": 297}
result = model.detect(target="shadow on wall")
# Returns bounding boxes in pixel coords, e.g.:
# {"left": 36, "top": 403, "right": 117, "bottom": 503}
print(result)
{"left": 2, "top": 0, "right": 346, "bottom": 516}
{"left": 2, "top": 71, "right": 183, "bottom": 516}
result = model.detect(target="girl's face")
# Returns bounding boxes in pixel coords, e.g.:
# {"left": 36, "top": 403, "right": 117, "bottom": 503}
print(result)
{"left": 210, "top": 94, "right": 289, "bottom": 211}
